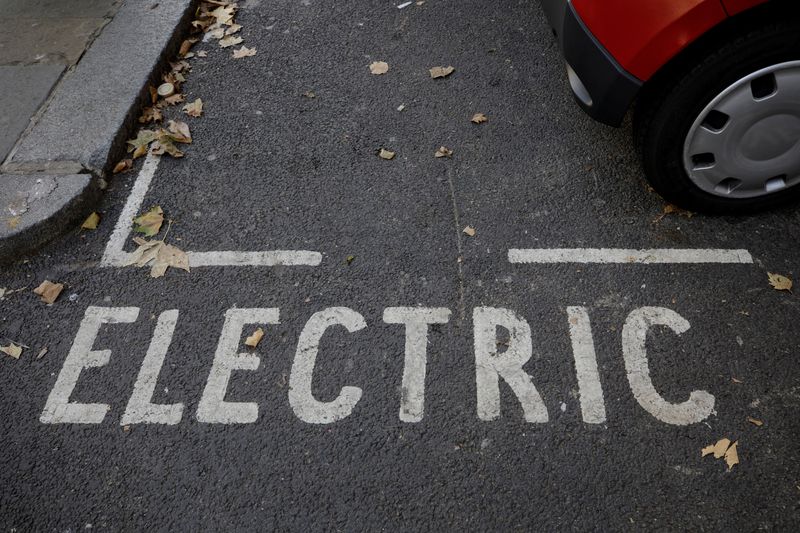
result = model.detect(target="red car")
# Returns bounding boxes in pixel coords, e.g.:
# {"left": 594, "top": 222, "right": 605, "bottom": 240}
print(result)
{"left": 542, "top": 0, "right": 800, "bottom": 213}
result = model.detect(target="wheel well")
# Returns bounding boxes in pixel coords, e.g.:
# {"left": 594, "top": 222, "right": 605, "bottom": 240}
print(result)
{"left": 638, "top": 0, "right": 800, "bottom": 103}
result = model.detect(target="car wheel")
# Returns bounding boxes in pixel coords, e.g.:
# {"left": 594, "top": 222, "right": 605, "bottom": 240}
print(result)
{"left": 634, "top": 19, "right": 800, "bottom": 214}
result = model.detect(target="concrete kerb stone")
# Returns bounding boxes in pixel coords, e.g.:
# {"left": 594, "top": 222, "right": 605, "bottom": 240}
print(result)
{"left": 0, "top": 0, "right": 198, "bottom": 262}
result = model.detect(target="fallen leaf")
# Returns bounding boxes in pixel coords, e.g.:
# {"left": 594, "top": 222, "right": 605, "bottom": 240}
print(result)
{"left": 724, "top": 441, "right": 739, "bottom": 470}
{"left": 731, "top": 377, "right": 743, "bottom": 384}
{"left": 1, "top": 344, "right": 22, "bottom": 359}
{"left": 127, "top": 130, "right": 158, "bottom": 152}
{"left": 81, "top": 212, "right": 101, "bottom": 230}
{"left": 303, "top": 90, "right": 316, "bottom": 98}
{"left": 133, "top": 206, "right": 164, "bottom": 237}
{"left": 463, "top": 226, "right": 476, "bottom": 237}
{"left": 36, "top": 347, "right": 48, "bottom": 359}
{"left": 701, "top": 444, "right": 715, "bottom": 457}
{"left": 429, "top": 65, "right": 455, "bottom": 78}
{"left": 113, "top": 159, "right": 132, "bottom": 174}
{"left": 219, "top": 35, "right": 243, "bottom": 48}
{"left": 226, "top": 23, "right": 242, "bottom": 35}
{"left": 33, "top": 280, "right": 64, "bottom": 304}
{"left": 397, "top": 103, "right": 406, "bottom": 111}
{"left": 179, "top": 38, "right": 198, "bottom": 57}
{"left": 232, "top": 45, "right": 256, "bottom": 59}
{"left": 196, "top": 50, "right": 208, "bottom": 58}
{"left": 183, "top": 98, "right": 203, "bottom": 117}
{"left": 369, "top": 61, "right": 389, "bottom": 75}
{"left": 244, "top": 327, "right": 264, "bottom": 348}
{"left": 207, "top": 27, "right": 226, "bottom": 40}
{"left": 162, "top": 93, "right": 186, "bottom": 106}
{"left": 378, "top": 148, "right": 396, "bottom": 160}
{"left": 167, "top": 120, "right": 192, "bottom": 142}
{"left": 747, "top": 417, "right": 763, "bottom": 427}
{"left": 132, "top": 144, "right": 149, "bottom": 159}
{"left": 125, "top": 237, "right": 163, "bottom": 268}
{"left": 435, "top": 146, "right": 453, "bottom": 158}
{"left": 209, "top": 4, "right": 236, "bottom": 26}
{"left": 139, "top": 106, "right": 163, "bottom": 123}
{"left": 346, "top": 255, "right": 356, "bottom": 265}
{"left": 148, "top": 85, "right": 158, "bottom": 104}
{"left": 7, "top": 217, "right": 20, "bottom": 229}
{"left": 150, "top": 242, "right": 190, "bottom": 278}
{"left": 471, "top": 113, "right": 488, "bottom": 124}
{"left": 712, "top": 438, "right": 731, "bottom": 459}
{"left": 768, "top": 272, "right": 792, "bottom": 292}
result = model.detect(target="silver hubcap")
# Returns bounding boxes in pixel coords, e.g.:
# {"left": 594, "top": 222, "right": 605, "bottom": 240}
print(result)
{"left": 683, "top": 61, "right": 800, "bottom": 199}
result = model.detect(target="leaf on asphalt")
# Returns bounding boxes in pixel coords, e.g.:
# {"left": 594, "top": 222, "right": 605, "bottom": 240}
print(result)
{"left": 768, "top": 272, "right": 792, "bottom": 292}
{"left": 207, "top": 27, "right": 226, "bottom": 40}
{"left": 232, "top": 46, "right": 256, "bottom": 59}
{"left": 369, "top": 61, "right": 389, "bottom": 75}
{"left": 139, "top": 106, "right": 163, "bottom": 123}
{"left": 244, "top": 327, "right": 264, "bottom": 348}
{"left": 179, "top": 38, "right": 198, "bottom": 57}
{"left": 747, "top": 417, "right": 763, "bottom": 427}
{"left": 196, "top": 50, "right": 208, "bottom": 58}
{"left": 429, "top": 65, "right": 455, "bottom": 78}
{"left": 133, "top": 144, "right": 149, "bottom": 159}
{"left": 167, "top": 120, "right": 192, "bottom": 143}
{"left": 133, "top": 206, "right": 164, "bottom": 237}
{"left": 463, "top": 226, "right": 476, "bottom": 237}
{"left": 219, "top": 35, "right": 243, "bottom": 48}
{"left": 7, "top": 217, "right": 20, "bottom": 229}
{"left": 209, "top": 4, "right": 236, "bottom": 26}
{"left": 226, "top": 23, "right": 242, "bottom": 35}
{"left": 346, "top": 255, "right": 356, "bottom": 265}
{"left": 435, "top": 146, "right": 453, "bottom": 158}
{"left": 701, "top": 438, "right": 731, "bottom": 459}
{"left": 471, "top": 113, "right": 488, "bottom": 124}
{"left": 81, "top": 212, "right": 101, "bottom": 230}
{"left": 127, "top": 130, "right": 158, "bottom": 151}
{"left": 125, "top": 237, "right": 190, "bottom": 278}
{"left": 303, "top": 90, "right": 316, "bottom": 98}
{"left": 36, "top": 346, "right": 48, "bottom": 359}
{"left": 163, "top": 93, "right": 186, "bottom": 106}
{"left": 731, "top": 377, "right": 743, "bottom": 384}
{"left": 183, "top": 98, "right": 204, "bottom": 117}
{"left": 33, "top": 280, "right": 64, "bottom": 304}
{"left": 725, "top": 441, "right": 739, "bottom": 470}
{"left": 378, "top": 148, "right": 396, "bottom": 160}
{"left": 113, "top": 159, "right": 132, "bottom": 174}
{"left": 1, "top": 343, "right": 22, "bottom": 359}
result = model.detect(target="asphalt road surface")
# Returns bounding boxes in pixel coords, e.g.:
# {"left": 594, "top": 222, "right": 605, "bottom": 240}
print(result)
{"left": 3, "top": 0, "right": 800, "bottom": 529}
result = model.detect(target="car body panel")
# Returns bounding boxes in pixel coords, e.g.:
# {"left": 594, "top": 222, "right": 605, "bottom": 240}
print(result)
{"left": 570, "top": 0, "right": 728, "bottom": 80}
{"left": 722, "top": 0, "right": 769, "bottom": 15}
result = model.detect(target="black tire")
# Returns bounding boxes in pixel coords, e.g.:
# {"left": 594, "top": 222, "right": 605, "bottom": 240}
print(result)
{"left": 633, "top": 14, "right": 800, "bottom": 214}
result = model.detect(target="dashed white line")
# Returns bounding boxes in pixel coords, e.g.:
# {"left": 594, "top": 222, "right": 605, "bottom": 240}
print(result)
{"left": 508, "top": 248, "right": 753, "bottom": 264}
{"left": 100, "top": 152, "right": 322, "bottom": 268}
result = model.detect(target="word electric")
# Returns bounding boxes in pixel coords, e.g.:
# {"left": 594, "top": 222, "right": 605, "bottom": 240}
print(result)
{"left": 40, "top": 305, "right": 715, "bottom": 426}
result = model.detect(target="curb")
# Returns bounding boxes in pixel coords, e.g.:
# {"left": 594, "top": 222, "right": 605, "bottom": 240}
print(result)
{"left": 1, "top": 0, "right": 198, "bottom": 263}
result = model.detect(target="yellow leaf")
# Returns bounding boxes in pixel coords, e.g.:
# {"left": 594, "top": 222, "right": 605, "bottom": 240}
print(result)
{"left": 435, "top": 146, "right": 453, "bottom": 158}
{"left": 724, "top": 441, "right": 739, "bottom": 470}
{"left": 768, "top": 272, "right": 792, "bottom": 292}
{"left": 232, "top": 46, "right": 256, "bottom": 59}
{"left": 244, "top": 327, "right": 264, "bottom": 348}
{"left": 463, "top": 226, "right": 476, "bottom": 237}
{"left": 471, "top": 113, "right": 488, "bottom": 124}
{"left": 133, "top": 144, "right": 149, "bottom": 159}
{"left": 133, "top": 206, "right": 164, "bottom": 237}
{"left": 0, "top": 343, "right": 22, "bottom": 359}
{"left": 369, "top": 61, "right": 389, "bottom": 75}
{"left": 81, "top": 212, "right": 100, "bottom": 230}
{"left": 747, "top": 417, "right": 763, "bottom": 427}
{"left": 429, "top": 65, "right": 455, "bottom": 78}
{"left": 182, "top": 98, "right": 203, "bottom": 117}
{"left": 378, "top": 148, "right": 395, "bottom": 160}
{"left": 33, "top": 280, "right": 64, "bottom": 304}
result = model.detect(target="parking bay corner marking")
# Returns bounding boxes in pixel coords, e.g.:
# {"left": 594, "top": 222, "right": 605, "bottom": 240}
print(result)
{"left": 100, "top": 152, "right": 322, "bottom": 268}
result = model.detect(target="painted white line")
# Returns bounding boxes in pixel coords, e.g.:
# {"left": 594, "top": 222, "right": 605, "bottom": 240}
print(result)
{"left": 508, "top": 248, "right": 753, "bottom": 264}
{"left": 100, "top": 152, "right": 322, "bottom": 268}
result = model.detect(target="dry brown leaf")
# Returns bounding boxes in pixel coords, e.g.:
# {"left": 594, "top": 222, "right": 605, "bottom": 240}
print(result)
{"left": 226, "top": 23, "right": 242, "bottom": 35}
{"left": 150, "top": 243, "right": 190, "bottom": 278}
{"left": 81, "top": 212, "right": 100, "bottom": 230}
{"left": 167, "top": 120, "right": 192, "bottom": 143}
{"left": 471, "top": 113, "right": 488, "bottom": 124}
{"left": 139, "top": 106, "right": 163, "bottom": 123}
{"left": 768, "top": 272, "right": 792, "bottom": 292}
{"left": 133, "top": 206, "right": 164, "bottom": 237}
{"left": 303, "top": 90, "right": 316, "bottom": 98}
{"left": 36, "top": 346, "right": 48, "bottom": 359}
{"left": 725, "top": 441, "right": 739, "bottom": 470}
{"left": 1, "top": 343, "right": 22, "bottom": 359}
{"left": 113, "top": 159, "right": 132, "bottom": 174}
{"left": 33, "top": 280, "right": 64, "bottom": 304}
{"left": 163, "top": 93, "right": 186, "bottom": 106}
{"left": 148, "top": 85, "right": 158, "bottom": 104}
{"left": 183, "top": 98, "right": 203, "bottom": 117}
{"left": 378, "top": 148, "right": 396, "bottom": 160}
{"left": 232, "top": 46, "right": 256, "bottom": 59}
{"left": 435, "top": 146, "right": 453, "bottom": 158}
{"left": 429, "top": 65, "right": 455, "bottom": 78}
{"left": 463, "top": 226, "right": 476, "bottom": 237}
{"left": 132, "top": 144, "right": 149, "bottom": 159}
{"left": 700, "top": 444, "right": 716, "bottom": 457}
{"left": 207, "top": 27, "right": 226, "bottom": 40}
{"left": 712, "top": 438, "right": 731, "bottom": 459}
{"left": 219, "top": 35, "right": 243, "bottom": 48}
{"left": 244, "top": 327, "right": 264, "bottom": 348}
{"left": 196, "top": 50, "right": 208, "bottom": 58}
{"left": 7, "top": 216, "right": 20, "bottom": 229}
{"left": 369, "top": 61, "right": 389, "bottom": 75}
{"left": 179, "top": 38, "right": 198, "bottom": 57}
{"left": 209, "top": 4, "right": 236, "bottom": 26}
{"left": 747, "top": 417, "right": 763, "bottom": 427}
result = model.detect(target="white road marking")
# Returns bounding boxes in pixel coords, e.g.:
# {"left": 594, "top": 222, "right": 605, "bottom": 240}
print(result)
{"left": 622, "top": 307, "right": 715, "bottom": 425}
{"left": 289, "top": 307, "right": 365, "bottom": 424}
{"left": 474, "top": 307, "right": 548, "bottom": 423}
{"left": 40, "top": 306, "right": 140, "bottom": 424}
{"left": 383, "top": 307, "right": 451, "bottom": 423}
{"left": 121, "top": 310, "right": 184, "bottom": 425}
{"left": 566, "top": 307, "right": 606, "bottom": 424}
{"left": 100, "top": 152, "right": 322, "bottom": 268}
{"left": 508, "top": 248, "right": 753, "bottom": 264}
{"left": 196, "top": 308, "right": 280, "bottom": 424}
